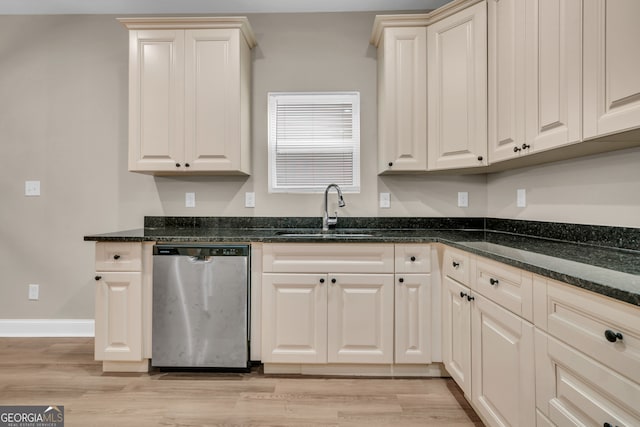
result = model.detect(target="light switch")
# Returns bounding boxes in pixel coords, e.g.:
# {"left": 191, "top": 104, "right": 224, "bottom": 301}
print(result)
{"left": 25, "top": 181, "right": 41, "bottom": 196}
{"left": 379, "top": 192, "right": 390, "bottom": 209}
{"left": 517, "top": 189, "right": 526, "bottom": 208}
{"left": 29, "top": 284, "right": 39, "bottom": 301}
{"left": 185, "top": 192, "right": 196, "bottom": 208}
{"left": 245, "top": 192, "right": 255, "bottom": 208}
{"left": 457, "top": 192, "right": 469, "bottom": 208}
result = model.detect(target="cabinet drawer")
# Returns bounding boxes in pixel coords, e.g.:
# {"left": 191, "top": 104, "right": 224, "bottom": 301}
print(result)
{"left": 395, "top": 244, "right": 431, "bottom": 273}
{"left": 545, "top": 280, "right": 640, "bottom": 384}
{"left": 262, "top": 243, "right": 394, "bottom": 273}
{"left": 95, "top": 242, "right": 142, "bottom": 272}
{"left": 443, "top": 247, "right": 471, "bottom": 286}
{"left": 474, "top": 256, "right": 533, "bottom": 322}
{"left": 537, "top": 333, "right": 640, "bottom": 426}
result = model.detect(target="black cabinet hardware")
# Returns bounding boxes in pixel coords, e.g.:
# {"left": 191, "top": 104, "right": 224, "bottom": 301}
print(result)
{"left": 94, "top": 275, "right": 102, "bottom": 281}
{"left": 410, "top": 256, "right": 416, "bottom": 262}
{"left": 388, "top": 162, "right": 393, "bottom": 167}
{"left": 175, "top": 163, "right": 181, "bottom": 167}
{"left": 113, "top": 254, "right": 121, "bottom": 260}
{"left": 513, "top": 146, "right": 521, "bottom": 153}
{"left": 489, "top": 278, "right": 499, "bottom": 286}
{"left": 185, "top": 163, "right": 190, "bottom": 168}
{"left": 522, "top": 143, "right": 531, "bottom": 149}
{"left": 399, "top": 278, "right": 404, "bottom": 283}
{"left": 460, "top": 291, "right": 467, "bottom": 298}
{"left": 604, "top": 329, "right": 623, "bottom": 343}
{"left": 452, "top": 261, "right": 460, "bottom": 268}
{"left": 319, "top": 278, "right": 325, "bottom": 284}
{"left": 467, "top": 295, "right": 475, "bottom": 301}
{"left": 331, "top": 278, "right": 337, "bottom": 284}
{"left": 477, "top": 155, "right": 483, "bottom": 161}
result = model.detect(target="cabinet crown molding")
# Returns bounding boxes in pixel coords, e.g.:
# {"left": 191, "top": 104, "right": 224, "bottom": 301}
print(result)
{"left": 117, "top": 16, "right": 257, "bottom": 48}
{"left": 370, "top": 0, "right": 483, "bottom": 46}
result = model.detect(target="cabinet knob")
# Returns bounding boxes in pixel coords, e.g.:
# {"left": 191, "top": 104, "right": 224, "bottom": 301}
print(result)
{"left": 185, "top": 163, "right": 190, "bottom": 168}
{"left": 489, "top": 278, "right": 499, "bottom": 286}
{"left": 460, "top": 291, "right": 467, "bottom": 299}
{"left": 331, "top": 278, "right": 337, "bottom": 284}
{"left": 94, "top": 275, "right": 102, "bottom": 281}
{"left": 477, "top": 156, "right": 483, "bottom": 161}
{"left": 522, "top": 143, "right": 531, "bottom": 149}
{"left": 604, "top": 329, "right": 623, "bottom": 343}
{"left": 388, "top": 162, "right": 393, "bottom": 167}
{"left": 452, "top": 261, "right": 460, "bottom": 268}
{"left": 319, "top": 278, "right": 325, "bottom": 284}
{"left": 513, "top": 146, "right": 521, "bottom": 153}
{"left": 175, "top": 163, "right": 181, "bottom": 168}
{"left": 399, "top": 277, "right": 404, "bottom": 283}
{"left": 410, "top": 256, "right": 416, "bottom": 262}
{"left": 113, "top": 254, "right": 121, "bottom": 260}
{"left": 467, "top": 295, "right": 475, "bottom": 302}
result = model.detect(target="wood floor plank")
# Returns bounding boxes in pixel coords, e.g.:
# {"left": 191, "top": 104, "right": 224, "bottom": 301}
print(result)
{"left": 0, "top": 338, "right": 484, "bottom": 426}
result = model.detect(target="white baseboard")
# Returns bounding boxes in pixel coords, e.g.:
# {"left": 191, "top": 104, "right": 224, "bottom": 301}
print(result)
{"left": 0, "top": 319, "right": 95, "bottom": 337}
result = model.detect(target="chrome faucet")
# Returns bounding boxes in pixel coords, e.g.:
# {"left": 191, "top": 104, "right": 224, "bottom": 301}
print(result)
{"left": 323, "top": 183, "right": 346, "bottom": 231}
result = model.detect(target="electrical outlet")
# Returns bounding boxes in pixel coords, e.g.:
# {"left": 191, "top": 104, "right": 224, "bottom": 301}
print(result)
{"left": 379, "top": 192, "right": 390, "bottom": 209}
{"left": 28, "top": 284, "right": 39, "bottom": 301}
{"left": 245, "top": 192, "right": 255, "bottom": 208}
{"left": 185, "top": 192, "right": 196, "bottom": 208}
{"left": 25, "top": 180, "right": 41, "bottom": 196}
{"left": 517, "top": 189, "right": 526, "bottom": 208}
{"left": 457, "top": 191, "right": 469, "bottom": 208}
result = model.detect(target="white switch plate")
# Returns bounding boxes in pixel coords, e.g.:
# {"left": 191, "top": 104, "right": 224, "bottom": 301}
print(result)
{"left": 185, "top": 192, "right": 196, "bottom": 208}
{"left": 457, "top": 191, "right": 469, "bottom": 208}
{"left": 379, "top": 192, "right": 390, "bottom": 209}
{"left": 517, "top": 188, "right": 526, "bottom": 207}
{"left": 28, "top": 284, "right": 39, "bottom": 301}
{"left": 245, "top": 192, "right": 255, "bottom": 208}
{"left": 25, "top": 180, "right": 41, "bottom": 196}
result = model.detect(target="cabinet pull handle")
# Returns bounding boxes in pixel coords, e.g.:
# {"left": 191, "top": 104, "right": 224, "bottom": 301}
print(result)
{"left": 522, "top": 143, "right": 531, "bottom": 149}
{"left": 489, "top": 278, "right": 499, "bottom": 286}
{"left": 113, "top": 254, "right": 121, "bottom": 260}
{"left": 175, "top": 163, "right": 181, "bottom": 168}
{"left": 467, "top": 295, "right": 475, "bottom": 302}
{"left": 452, "top": 261, "right": 460, "bottom": 268}
{"left": 513, "top": 146, "right": 521, "bottom": 153}
{"left": 319, "top": 278, "right": 325, "bottom": 284}
{"left": 94, "top": 275, "right": 102, "bottom": 281}
{"left": 603, "top": 423, "right": 619, "bottom": 427}
{"left": 185, "top": 163, "right": 190, "bottom": 168}
{"left": 410, "top": 256, "right": 416, "bottom": 262}
{"left": 459, "top": 291, "right": 467, "bottom": 299}
{"left": 477, "top": 155, "right": 483, "bottom": 161}
{"left": 399, "top": 278, "right": 404, "bottom": 283}
{"left": 331, "top": 278, "right": 337, "bottom": 284}
{"left": 604, "top": 329, "right": 623, "bottom": 343}
{"left": 388, "top": 162, "right": 393, "bottom": 167}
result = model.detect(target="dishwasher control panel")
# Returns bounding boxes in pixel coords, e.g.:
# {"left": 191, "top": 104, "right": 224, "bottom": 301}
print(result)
{"left": 154, "top": 244, "right": 250, "bottom": 257}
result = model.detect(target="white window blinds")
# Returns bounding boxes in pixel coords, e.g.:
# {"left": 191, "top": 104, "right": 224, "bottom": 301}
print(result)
{"left": 268, "top": 92, "right": 360, "bottom": 193}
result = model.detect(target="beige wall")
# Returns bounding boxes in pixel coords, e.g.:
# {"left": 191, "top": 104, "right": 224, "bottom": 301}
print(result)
{"left": 0, "top": 12, "right": 637, "bottom": 320}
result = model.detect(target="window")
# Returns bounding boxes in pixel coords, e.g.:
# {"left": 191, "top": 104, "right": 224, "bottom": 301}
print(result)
{"left": 268, "top": 92, "right": 360, "bottom": 193}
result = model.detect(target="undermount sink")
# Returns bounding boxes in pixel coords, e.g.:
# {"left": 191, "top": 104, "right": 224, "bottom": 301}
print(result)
{"left": 276, "top": 230, "right": 373, "bottom": 238}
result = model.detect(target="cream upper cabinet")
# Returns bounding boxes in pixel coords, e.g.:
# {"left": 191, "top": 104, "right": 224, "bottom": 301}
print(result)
{"left": 583, "top": 0, "right": 640, "bottom": 139}
{"left": 371, "top": 21, "right": 428, "bottom": 173}
{"left": 427, "top": 2, "right": 488, "bottom": 170}
{"left": 488, "top": 0, "right": 582, "bottom": 163}
{"left": 120, "top": 18, "right": 256, "bottom": 175}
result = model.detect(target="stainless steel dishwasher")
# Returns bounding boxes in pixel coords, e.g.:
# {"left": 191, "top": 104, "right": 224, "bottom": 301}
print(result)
{"left": 152, "top": 244, "right": 250, "bottom": 370}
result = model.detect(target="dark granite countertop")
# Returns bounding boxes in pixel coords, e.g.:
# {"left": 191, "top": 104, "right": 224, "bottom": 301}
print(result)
{"left": 84, "top": 217, "right": 640, "bottom": 307}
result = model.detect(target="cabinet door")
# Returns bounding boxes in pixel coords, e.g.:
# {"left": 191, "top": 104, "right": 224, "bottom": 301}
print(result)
{"left": 471, "top": 294, "right": 535, "bottom": 427}
{"left": 427, "top": 2, "right": 487, "bottom": 170}
{"left": 94, "top": 272, "right": 143, "bottom": 361}
{"left": 128, "top": 30, "right": 185, "bottom": 172}
{"left": 262, "top": 274, "right": 327, "bottom": 363}
{"left": 395, "top": 274, "right": 432, "bottom": 364}
{"left": 442, "top": 276, "right": 471, "bottom": 396}
{"left": 377, "top": 27, "right": 427, "bottom": 173}
{"left": 488, "top": 0, "right": 526, "bottom": 162}
{"left": 184, "top": 29, "right": 247, "bottom": 173}
{"left": 525, "top": 0, "right": 582, "bottom": 153}
{"left": 584, "top": 0, "right": 640, "bottom": 138}
{"left": 327, "top": 274, "right": 394, "bottom": 364}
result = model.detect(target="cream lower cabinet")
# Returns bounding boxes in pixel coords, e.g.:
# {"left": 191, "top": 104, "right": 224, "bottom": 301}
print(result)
{"left": 442, "top": 247, "right": 536, "bottom": 427}
{"left": 120, "top": 18, "right": 256, "bottom": 175}
{"left": 535, "top": 277, "right": 640, "bottom": 426}
{"left": 261, "top": 244, "right": 395, "bottom": 366}
{"left": 94, "top": 242, "right": 153, "bottom": 372}
{"left": 427, "top": 1, "right": 488, "bottom": 171}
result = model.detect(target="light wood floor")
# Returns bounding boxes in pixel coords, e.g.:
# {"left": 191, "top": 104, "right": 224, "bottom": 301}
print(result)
{"left": 0, "top": 338, "right": 483, "bottom": 426}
